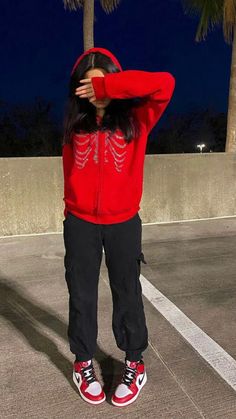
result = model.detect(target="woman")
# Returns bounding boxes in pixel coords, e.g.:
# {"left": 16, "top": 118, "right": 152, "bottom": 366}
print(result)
{"left": 62, "top": 46, "right": 175, "bottom": 407}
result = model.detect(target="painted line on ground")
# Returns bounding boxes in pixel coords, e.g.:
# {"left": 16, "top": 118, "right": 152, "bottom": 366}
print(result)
{"left": 140, "top": 273, "right": 236, "bottom": 392}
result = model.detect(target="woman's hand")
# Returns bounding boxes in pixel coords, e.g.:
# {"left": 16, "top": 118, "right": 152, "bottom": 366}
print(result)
{"left": 75, "top": 78, "right": 97, "bottom": 102}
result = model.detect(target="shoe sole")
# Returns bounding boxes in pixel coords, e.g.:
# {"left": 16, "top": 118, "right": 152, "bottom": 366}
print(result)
{"left": 73, "top": 370, "right": 106, "bottom": 405}
{"left": 111, "top": 371, "right": 147, "bottom": 407}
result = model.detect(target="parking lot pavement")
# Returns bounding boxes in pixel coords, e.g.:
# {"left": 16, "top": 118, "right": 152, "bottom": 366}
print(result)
{"left": 1, "top": 216, "right": 236, "bottom": 417}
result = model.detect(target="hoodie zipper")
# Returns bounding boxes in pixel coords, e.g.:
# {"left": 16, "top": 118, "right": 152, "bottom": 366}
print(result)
{"left": 95, "top": 129, "right": 105, "bottom": 216}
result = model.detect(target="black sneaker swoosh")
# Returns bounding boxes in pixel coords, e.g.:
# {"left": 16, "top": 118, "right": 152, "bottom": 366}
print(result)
{"left": 138, "top": 373, "right": 145, "bottom": 386}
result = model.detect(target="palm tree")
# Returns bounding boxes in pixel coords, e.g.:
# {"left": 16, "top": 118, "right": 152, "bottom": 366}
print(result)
{"left": 63, "top": 0, "right": 121, "bottom": 51}
{"left": 181, "top": 0, "right": 236, "bottom": 152}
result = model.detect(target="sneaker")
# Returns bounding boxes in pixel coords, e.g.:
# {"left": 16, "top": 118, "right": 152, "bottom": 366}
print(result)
{"left": 73, "top": 359, "right": 106, "bottom": 405}
{"left": 111, "top": 358, "right": 147, "bottom": 407}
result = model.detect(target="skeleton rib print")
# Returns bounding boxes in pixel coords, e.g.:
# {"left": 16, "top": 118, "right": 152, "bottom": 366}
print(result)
{"left": 73, "top": 131, "right": 127, "bottom": 172}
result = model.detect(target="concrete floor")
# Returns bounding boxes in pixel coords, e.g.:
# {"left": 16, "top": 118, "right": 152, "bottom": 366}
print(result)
{"left": 1, "top": 216, "right": 236, "bottom": 418}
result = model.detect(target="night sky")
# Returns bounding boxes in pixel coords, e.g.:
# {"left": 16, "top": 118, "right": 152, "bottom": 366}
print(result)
{"left": 0, "top": 0, "right": 232, "bottom": 126}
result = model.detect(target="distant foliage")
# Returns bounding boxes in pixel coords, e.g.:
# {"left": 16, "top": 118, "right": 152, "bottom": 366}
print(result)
{"left": 0, "top": 99, "right": 226, "bottom": 156}
{"left": 0, "top": 97, "right": 63, "bottom": 157}
{"left": 146, "top": 108, "right": 227, "bottom": 154}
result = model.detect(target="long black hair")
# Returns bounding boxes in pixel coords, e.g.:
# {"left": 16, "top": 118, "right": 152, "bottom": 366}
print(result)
{"left": 62, "top": 52, "right": 143, "bottom": 145}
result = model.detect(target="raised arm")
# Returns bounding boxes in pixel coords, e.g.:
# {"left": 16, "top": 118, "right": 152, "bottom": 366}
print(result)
{"left": 91, "top": 70, "right": 175, "bottom": 134}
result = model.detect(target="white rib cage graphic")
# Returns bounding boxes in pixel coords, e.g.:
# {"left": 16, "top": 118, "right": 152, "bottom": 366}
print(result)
{"left": 73, "top": 131, "right": 127, "bottom": 172}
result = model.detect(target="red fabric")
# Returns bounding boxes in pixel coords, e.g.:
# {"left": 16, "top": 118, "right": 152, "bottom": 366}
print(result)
{"left": 71, "top": 47, "right": 122, "bottom": 75}
{"left": 62, "top": 48, "right": 175, "bottom": 224}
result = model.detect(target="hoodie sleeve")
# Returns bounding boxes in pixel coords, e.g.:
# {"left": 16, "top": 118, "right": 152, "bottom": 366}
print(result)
{"left": 91, "top": 70, "right": 175, "bottom": 134}
{"left": 62, "top": 142, "right": 74, "bottom": 217}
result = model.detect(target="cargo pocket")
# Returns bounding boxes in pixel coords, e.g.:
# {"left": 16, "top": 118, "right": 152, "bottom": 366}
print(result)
{"left": 135, "top": 252, "right": 147, "bottom": 294}
{"left": 137, "top": 252, "right": 147, "bottom": 265}
{"left": 64, "top": 252, "right": 74, "bottom": 294}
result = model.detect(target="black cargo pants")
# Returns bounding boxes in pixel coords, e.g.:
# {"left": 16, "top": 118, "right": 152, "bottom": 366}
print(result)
{"left": 63, "top": 211, "right": 149, "bottom": 362}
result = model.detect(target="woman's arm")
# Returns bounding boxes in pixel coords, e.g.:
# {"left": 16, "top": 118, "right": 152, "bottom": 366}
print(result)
{"left": 91, "top": 70, "right": 175, "bottom": 133}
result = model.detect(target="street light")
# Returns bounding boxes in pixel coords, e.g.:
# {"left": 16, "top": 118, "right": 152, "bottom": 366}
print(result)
{"left": 197, "top": 143, "right": 206, "bottom": 153}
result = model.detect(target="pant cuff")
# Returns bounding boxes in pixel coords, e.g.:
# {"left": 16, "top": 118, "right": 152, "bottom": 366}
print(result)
{"left": 125, "top": 352, "right": 143, "bottom": 362}
{"left": 74, "top": 354, "right": 93, "bottom": 362}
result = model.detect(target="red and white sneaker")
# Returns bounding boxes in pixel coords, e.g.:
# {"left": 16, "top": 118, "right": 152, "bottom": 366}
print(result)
{"left": 111, "top": 358, "right": 147, "bottom": 407}
{"left": 73, "top": 359, "right": 106, "bottom": 405}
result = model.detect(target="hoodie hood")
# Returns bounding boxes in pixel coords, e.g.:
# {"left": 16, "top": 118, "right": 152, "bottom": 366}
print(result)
{"left": 71, "top": 47, "right": 122, "bottom": 75}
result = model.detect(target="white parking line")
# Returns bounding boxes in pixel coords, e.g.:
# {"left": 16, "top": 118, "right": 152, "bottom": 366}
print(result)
{"left": 140, "top": 274, "right": 236, "bottom": 392}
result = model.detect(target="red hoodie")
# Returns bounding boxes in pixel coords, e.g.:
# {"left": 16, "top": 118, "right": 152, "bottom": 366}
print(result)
{"left": 62, "top": 47, "right": 175, "bottom": 224}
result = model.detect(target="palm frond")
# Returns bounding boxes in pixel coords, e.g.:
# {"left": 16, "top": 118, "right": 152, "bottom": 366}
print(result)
{"left": 181, "top": 0, "right": 224, "bottom": 41}
{"left": 100, "top": 0, "right": 121, "bottom": 13}
{"left": 63, "top": 0, "right": 121, "bottom": 13}
{"left": 63, "top": 0, "right": 83, "bottom": 11}
{"left": 223, "top": 0, "right": 236, "bottom": 43}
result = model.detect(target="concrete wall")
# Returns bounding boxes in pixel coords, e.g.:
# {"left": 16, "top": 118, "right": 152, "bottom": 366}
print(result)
{"left": 1, "top": 153, "right": 236, "bottom": 236}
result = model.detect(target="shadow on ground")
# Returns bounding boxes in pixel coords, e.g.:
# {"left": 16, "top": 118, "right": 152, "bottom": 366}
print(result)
{"left": 0, "top": 276, "right": 123, "bottom": 401}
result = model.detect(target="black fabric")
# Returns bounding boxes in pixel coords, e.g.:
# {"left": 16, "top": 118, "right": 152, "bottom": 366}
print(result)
{"left": 63, "top": 211, "right": 148, "bottom": 362}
